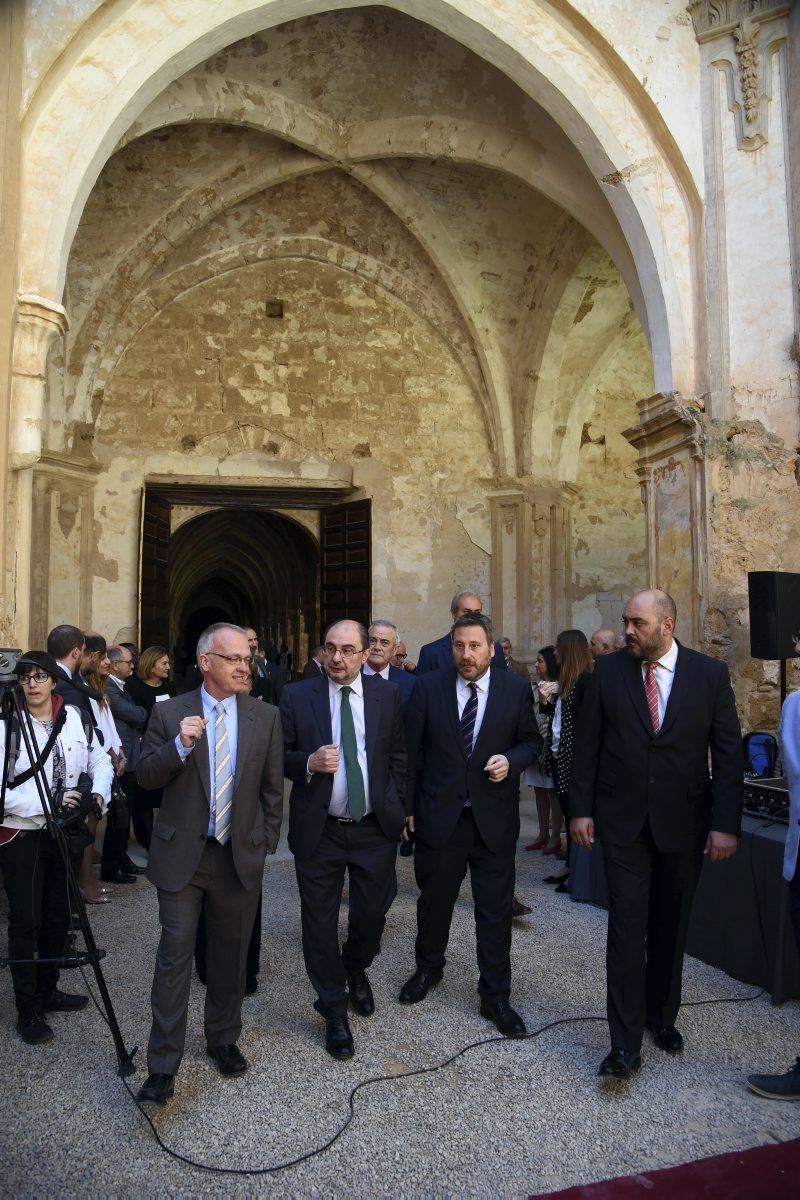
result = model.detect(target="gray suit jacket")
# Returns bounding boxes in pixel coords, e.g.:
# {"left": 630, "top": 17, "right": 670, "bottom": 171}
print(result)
{"left": 106, "top": 678, "right": 147, "bottom": 770}
{"left": 138, "top": 689, "right": 284, "bottom": 892}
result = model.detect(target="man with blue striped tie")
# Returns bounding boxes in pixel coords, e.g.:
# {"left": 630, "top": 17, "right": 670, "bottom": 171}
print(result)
{"left": 135, "top": 623, "right": 283, "bottom": 1105}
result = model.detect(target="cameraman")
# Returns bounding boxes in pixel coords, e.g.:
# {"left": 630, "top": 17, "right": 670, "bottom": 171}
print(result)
{"left": 0, "top": 652, "right": 112, "bottom": 1045}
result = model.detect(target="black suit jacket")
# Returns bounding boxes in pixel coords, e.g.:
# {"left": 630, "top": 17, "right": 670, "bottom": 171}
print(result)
{"left": 362, "top": 665, "right": 417, "bottom": 716}
{"left": 106, "top": 678, "right": 147, "bottom": 769}
{"left": 280, "top": 673, "right": 406, "bottom": 860}
{"left": 416, "top": 633, "right": 506, "bottom": 674}
{"left": 568, "top": 645, "right": 744, "bottom": 852}
{"left": 138, "top": 689, "right": 284, "bottom": 892}
{"left": 302, "top": 659, "right": 325, "bottom": 680}
{"left": 405, "top": 666, "right": 540, "bottom": 854}
{"left": 53, "top": 665, "right": 101, "bottom": 735}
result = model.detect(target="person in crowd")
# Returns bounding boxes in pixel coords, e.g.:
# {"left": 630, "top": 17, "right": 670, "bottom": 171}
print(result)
{"left": 401, "top": 613, "right": 539, "bottom": 1036}
{"left": 302, "top": 645, "right": 326, "bottom": 679}
{"left": 524, "top": 646, "right": 561, "bottom": 853}
{"left": 570, "top": 590, "right": 743, "bottom": 1081}
{"left": 545, "top": 631, "right": 594, "bottom": 895}
{"left": 106, "top": 645, "right": 148, "bottom": 880}
{"left": 119, "top": 642, "right": 139, "bottom": 669}
{"left": 392, "top": 641, "right": 416, "bottom": 672}
{"left": 590, "top": 628, "right": 618, "bottom": 659}
{"left": 80, "top": 647, "right": 129, "bottom": 901}
{"left": 747, "top": 631, "right": 800, "bottom": 1101}
{"left": 499, "top": 637, "right": 530, "bottom": 680}
{"left": 244, "top": 627, "right": 278, "bottom": 703}
{"left": 47, "top": 624, "right": 100, "bottom": 726}
{"left": 364, "top": 620, "right": 417, "bottom": 715}
{"left": 0, "top": 651, "right": 112, "bottom": 1045}
{"left": 135, "top": 623, "right": 283, "bottom": 1106}
{"left": 81, "top": 632, "right": 107, "bottom": 680}
{"left": 280, "top": 620, "right": 406, "bottom": 1060}
{"left": 126, "top": 644, "right": 176, "bottom": 850}
{"left": 416, "top": 591, "right": 505, "bottom": 673}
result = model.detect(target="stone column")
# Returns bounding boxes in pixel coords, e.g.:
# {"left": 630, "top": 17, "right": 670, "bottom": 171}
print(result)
{"left": 489, "top": 483, "right": 574, "bottom": 662}
{"left": 623, "top": 392, "right": 707, "bottom": 648}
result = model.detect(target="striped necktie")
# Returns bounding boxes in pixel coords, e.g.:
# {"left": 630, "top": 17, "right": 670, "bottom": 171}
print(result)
{"left": 213, "top": 702, "right": 234, "bottom": 844}
{"left": 461, "top": 682, "right": 478, "bottom": 754}
{"left": 644, "top": 662, "right": 660, "bottom": 734}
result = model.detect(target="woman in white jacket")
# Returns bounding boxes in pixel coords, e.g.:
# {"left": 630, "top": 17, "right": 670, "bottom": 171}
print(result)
{"left": 0, "top": 651, "right": 112, "bottom": 1045}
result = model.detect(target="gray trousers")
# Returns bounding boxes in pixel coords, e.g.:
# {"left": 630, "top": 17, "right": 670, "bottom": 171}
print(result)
{"left": 147, "top": 840, "right": 260, "bottom": 1074}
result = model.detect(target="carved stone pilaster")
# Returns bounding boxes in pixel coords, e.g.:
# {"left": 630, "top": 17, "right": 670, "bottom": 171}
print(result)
{"left": 623, "top": 392, "right": 707, "bottom": 647}
{"left": 10, "top": 294, "right": 69, "bottom": 469}
{"left": 688, "top": 0, "right": 791, "bottom": 150}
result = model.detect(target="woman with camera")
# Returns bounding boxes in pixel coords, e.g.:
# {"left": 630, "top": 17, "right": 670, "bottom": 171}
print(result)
{"left": 0, "top": 651, "right": 113, "bottom": 1045}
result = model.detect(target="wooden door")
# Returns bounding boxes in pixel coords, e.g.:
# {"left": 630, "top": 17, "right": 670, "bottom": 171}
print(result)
{"left": 320, "top": 499, "right": 372, "bottom": 633}
{"left": 139, "top": 488, "right": 171, "bottom": 649}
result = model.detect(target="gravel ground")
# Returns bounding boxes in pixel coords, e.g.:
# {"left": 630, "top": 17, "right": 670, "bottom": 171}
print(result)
{"left": 1, "top": 790, "right": 799, "bottom": 1197}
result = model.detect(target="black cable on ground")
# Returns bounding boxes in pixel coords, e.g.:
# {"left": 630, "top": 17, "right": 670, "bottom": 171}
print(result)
{"left": 116, "top": 986, "right": 765, "bottom": 1177}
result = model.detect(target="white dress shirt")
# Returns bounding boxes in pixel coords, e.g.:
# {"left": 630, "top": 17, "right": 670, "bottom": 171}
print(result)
{"left": 456, "top": 668, "right": 490, "bottom": 752}
{"left": 640, "top": 638, "right": 679, "bottom": 725}
{"left": 363, "top": 662, "right": 390, "bottom": 680}
{"left": 328, "top": 673, "right": 371, "bottom": 818}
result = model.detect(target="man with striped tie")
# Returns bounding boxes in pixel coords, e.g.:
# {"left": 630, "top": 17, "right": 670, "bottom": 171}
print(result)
{"left": 400, "top": 613, "right": 539, "bottom": 1036}
{"left": 136, "top": 623, "right": 283, "bottom": 1105}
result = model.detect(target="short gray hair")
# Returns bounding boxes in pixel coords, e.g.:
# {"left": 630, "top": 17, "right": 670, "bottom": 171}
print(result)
{"left": 107, "top": 645, "right": 127, "bottom": 664}
{"left": 197, "top": 622, "right": 247, "bottom": 660}
{"left": 368, "top": 620, "right": 399, "bottom": 644}
{"left": 450, "top": 590, "right": 480, "bottom": 615}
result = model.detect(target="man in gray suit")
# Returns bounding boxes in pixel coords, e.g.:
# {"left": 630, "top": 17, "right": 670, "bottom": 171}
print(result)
{"left": 135, "top": 623, "right": 283, "bottom": 1105}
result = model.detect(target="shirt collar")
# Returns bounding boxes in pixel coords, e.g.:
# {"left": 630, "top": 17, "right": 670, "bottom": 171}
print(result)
{"left": 363, "top": 663, "right": 390, "bottom": 680}
{"left": 201, "top": 685, "right": 237, "bottom": 715}
{"left": 330, "top": 673, "right": 364, "bottom": 697}
{"left": 108, "top": 674, "right": 124, "bottom": 690}
{"left": 649, "top": 639, "right": 679, "bottom": 674}
{"left": 457, "top": 668, "right": 491, "bottom": 694}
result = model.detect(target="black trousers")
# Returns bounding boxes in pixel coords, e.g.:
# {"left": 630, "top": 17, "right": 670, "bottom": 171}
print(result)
{"left": 602, "top": 819, "right": 706, "bottom": 1054}
{"left": 294, "top": 814, "right": 398, "bottom": 1019}
{"left": 413, "top": 809, "right": 515, "bottom": 999}
{"left": 195, "top": 890, "right": 262, "bottom": 985}
{"left": 100, "top": 772, "right": 135, "bottom": 875}
{"left": 0, "top": 829, "right": 70, "bottom": 1015}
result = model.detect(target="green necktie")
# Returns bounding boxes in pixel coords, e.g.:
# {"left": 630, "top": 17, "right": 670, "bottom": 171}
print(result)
{"left": 340, "top": 685, "right": 366, "bottom": 822}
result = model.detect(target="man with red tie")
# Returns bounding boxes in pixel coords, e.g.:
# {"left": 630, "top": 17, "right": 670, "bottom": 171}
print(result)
{"left": 570, "top": 590, "right": 743, "bottom": 1081}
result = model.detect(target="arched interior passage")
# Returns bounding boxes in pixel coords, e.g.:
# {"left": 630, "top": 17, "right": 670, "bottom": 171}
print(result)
{"left": 170, "top": 508, "right": 318, "bottom": 672}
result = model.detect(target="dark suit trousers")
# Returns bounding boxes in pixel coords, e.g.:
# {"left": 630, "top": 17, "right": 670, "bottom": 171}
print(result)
{"left": 294, "top": 815, "right": 398, "bottom": 1018}
{"left": 147, "top": 840, "right": 259, "bottom": 1074}
{"left": 101, "top": 771, "right": 135, "bottom": 874}
{"left": 602, "top": 819, "right": 705, "bottom": 1054}
{"left": 413, "top": 809, "right": 515, "bottom": 999}
{"left": 194, "top": 891, "right": 262, "bottom": 985}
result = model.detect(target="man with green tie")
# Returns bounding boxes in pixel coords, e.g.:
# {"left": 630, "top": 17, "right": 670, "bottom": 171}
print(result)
{"left": 280, "top": 620, "right": 407, "bottom": 1059}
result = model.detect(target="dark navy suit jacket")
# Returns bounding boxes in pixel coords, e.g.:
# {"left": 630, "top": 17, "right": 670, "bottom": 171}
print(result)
{"left": 362, "top": 664, "right": 417, "bottom": 716}
{"left": 416, "top": 632, "right": 505, "bottom": 674}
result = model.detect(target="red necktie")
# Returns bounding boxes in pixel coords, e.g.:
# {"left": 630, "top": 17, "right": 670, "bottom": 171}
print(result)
{"left": 644, "top": 661, "right": 660, "bottom": 733}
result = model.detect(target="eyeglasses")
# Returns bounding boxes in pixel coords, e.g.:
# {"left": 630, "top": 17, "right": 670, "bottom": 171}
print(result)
{"left": 18, "top": 672, "right": 52, "bottom": 685}
{"left": 393, "top": 653, "right": 407, "bottom": 662}
{"left": 324, "top": 644, "right": 364, "bottom": 659}
{"left": 205, "top": 652, "right": 254, "bottom": 666}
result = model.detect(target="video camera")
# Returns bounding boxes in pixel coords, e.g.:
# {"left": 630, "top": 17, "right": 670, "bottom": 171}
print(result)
{"left": 53, "top": 771, "right": 101, "bottom": 852}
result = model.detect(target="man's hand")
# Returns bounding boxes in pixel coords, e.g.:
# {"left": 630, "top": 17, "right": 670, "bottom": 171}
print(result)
{"left": 402, "top": 814, "right": 415, "bottom": 842}
{"left": 571, "top": 816, "right": 595, "bottom": 849}
{"left": 308, "top": 744, "right": 340, "bottom": 774}
{"left": 114, "top": 752, "right": 127, "bottom": 777}
{"left": 484, "top": 754, "right": 509, "bottom": 782}
{"left": 704, "top": 830, "right": 737, "bottom": 863}
{"left": 179, "top": 715, "right": 208, "bottom": 748}
{"left": 404, "top": 659, "right": 416, "bottom": 672}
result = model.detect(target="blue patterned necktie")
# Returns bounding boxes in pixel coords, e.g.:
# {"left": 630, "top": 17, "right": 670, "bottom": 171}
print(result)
{"left": 213, "top": 702, "right": 233, "bottom": 844}
{"left": 461, "top": 682, "right": 478, "bottom": 755}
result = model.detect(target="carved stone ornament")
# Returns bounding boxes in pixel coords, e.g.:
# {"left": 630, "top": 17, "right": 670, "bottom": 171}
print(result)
{"left": 688, "top": 1, "right": 791, "bottom": 41}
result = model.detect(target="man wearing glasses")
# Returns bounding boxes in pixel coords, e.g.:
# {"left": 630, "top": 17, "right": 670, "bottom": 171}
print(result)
{"left": 280, "top": 620, "right": 407, "bottom": 1060}
{"left": 135, "top": 623, "right": 283, "bottom": 1105}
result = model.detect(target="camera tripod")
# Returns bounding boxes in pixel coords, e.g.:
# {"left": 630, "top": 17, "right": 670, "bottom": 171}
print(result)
{"left": 0, "top": 664, "right": 136, "bottom": 1076}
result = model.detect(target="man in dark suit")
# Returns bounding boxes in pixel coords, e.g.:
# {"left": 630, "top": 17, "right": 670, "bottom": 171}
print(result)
{"left": 280, "top": 619, "right": 406, "bottom": 1060}
{"left": 416, "top": 591, "right": 505, "bottom": 673}
{"left": 135, "top": 623, "right": 283, "bottom": 1105}
{"left": 46, "top": 624, "right": 100, "bottom": 728}
{"left": 364, "top": 620, "right": 416, "bottom": 715}
{"left": 401, "top": 613, "right": 540, "bottom": 1036}
{"left": 244, "top": 627, "right": 279, "bottom": 704}
{"left": 302, "top": 645, "right": 326, "bottom": 679}
{"left": 103, "top": 644, "right": 148, "bottom": 882}
{"left": 570, "top": 590, "right": 743, "bottom": 1080}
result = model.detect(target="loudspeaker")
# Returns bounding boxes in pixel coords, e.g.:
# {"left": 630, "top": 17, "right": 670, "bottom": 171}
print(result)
{"left": 748, "top": 571, "right": 800, "bottom": 659}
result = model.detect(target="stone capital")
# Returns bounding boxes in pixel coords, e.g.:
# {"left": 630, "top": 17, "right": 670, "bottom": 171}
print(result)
{"left": 12, "top": 294, "right": 69, "bottom": 379}
{"left": 623, "top": 392, "right": 706, "bottom": 471}
{"left": 688, "top": 1, "right": 792, "bottom": 42}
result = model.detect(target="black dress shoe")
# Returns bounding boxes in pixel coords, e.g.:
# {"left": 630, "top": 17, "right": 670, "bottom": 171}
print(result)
{"left": 544, "top": 873, "right": 570, "bottom": 885}
{"left": 598, "top": 1048, "right": 642, "bottom": 1080}
{"left": 346, "top": 969, "right": 375, "bottom": 1016}
{"left": 647, "top": 1024, "right": 683, "bottom": 1055}
{"left": 207, "top": 1043, "right": 248, "bottom": 1076}
{"left": 123, "top": 857, "right": 147, "bottom": 875}
{"left": 399, "top": 968, "right": 443, "bottom": 1004}
{"left": 17, "top": 1010, "right": 53, "bottom": 1045}
{"left": 136, "top": 1073, "right": 174, "bottom": 1104}
{"left": 480, "top": 998, "right": 527, "bottom": 1038}
{"left": 41, "top": 989, "right": 88, "bottom": 1012}
{"left": 100, "top": 867, "right": 137, "bottom": 885}
{"left": 511, "top": 896, "right": 532, "bottom": 917}
{"left": 325, "top": 1017, "right": 354, "bottom": 1060}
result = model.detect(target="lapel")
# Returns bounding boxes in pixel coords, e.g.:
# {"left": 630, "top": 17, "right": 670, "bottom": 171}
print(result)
{"left": 362, "top": 675, "right": 380, "bottom": 781}
{"left": 182, "top": 690, "right": 211, "bottom": 803}
{"left": 621, "top": 652, "right": 656, "bottom": 739}
{"left": 657, "top": 642, "right": 689, "bottom": 738}
{"left": 470, "top": 667, "right": 496, "bottom": 762}
{"left": 233, "top": 694, "right": 254, "bottom": 796}
{"left": 310, "top": 675, "right": 333, "bottom": 744}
